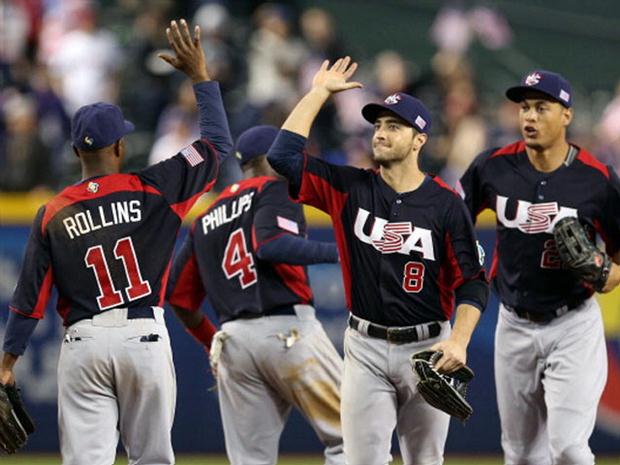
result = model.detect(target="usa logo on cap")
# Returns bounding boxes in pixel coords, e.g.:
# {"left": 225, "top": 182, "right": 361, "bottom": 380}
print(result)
{"left": 525, "top": 72, "right": 542, "bottom": 86}
{"left": 384, "top": 94, "right": 401, "bottom": 105}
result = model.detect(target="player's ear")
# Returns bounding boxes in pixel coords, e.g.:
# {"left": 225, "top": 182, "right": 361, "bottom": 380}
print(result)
{"left": 562, "top": 107, "right": 573, "bottom": 127}
{"left": 72, "top": 145, "right": 81, "bottom": 159}
{"left": 114, "top": 139, "right": 124, "bottom": 159}
{"left": 412, "top": 131, "right": 428, "bottom": 152}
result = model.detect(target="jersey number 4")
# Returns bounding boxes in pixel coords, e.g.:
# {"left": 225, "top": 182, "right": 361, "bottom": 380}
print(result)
{"left": 85, "top": 237, "right": 152, "bottom": 310}
{"left": 222, "top": 228, "right": 258, "bottom": 289}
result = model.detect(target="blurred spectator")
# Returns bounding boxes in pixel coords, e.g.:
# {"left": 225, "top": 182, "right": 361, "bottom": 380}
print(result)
{"left": 596, "top": 80, "right": 620, "bottom": 173}
{"left": 241, "top": 3, "right": 307, "bottom": 130}
{"left": 437, "top": 79, "right": 487, "bottom": 186}
{"left": 43, "top": 3, "right": 123, "bottom": 113}
{"left": 149, "top": 80, "right": 198, "bottom": 165}
{"left": 487, "top": 99, "right": 521, "bottom": 149}
{"left": 0, "top": 91, "right": 50, "bottom": 191}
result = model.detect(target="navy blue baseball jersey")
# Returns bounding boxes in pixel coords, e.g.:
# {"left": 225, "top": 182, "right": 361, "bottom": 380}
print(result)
{"left": 167, "top": 177, "right": 314, "bottom": 323}
{"left": 9, "top": 140, "right": 220, "bottom": 326}
{"left": 459, "top": 141, "right": 620, "bottom": 312}
{"left": 268, "top": 130, "right": 488, "bottom": 327}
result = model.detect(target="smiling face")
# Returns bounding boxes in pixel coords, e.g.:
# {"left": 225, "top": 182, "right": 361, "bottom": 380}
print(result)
{"left": 371, "top": 111, "right": 427, "bottom": 165}
{"left": 518, "top": 90, "right": 572, "bottom": 151}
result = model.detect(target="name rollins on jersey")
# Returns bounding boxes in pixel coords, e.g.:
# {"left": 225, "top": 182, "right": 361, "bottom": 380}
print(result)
{"left": 202, "top": 192, "right": 254, "bottom": 234}
{"left": 63, "top": 200, "right": 142, "bottom": 239}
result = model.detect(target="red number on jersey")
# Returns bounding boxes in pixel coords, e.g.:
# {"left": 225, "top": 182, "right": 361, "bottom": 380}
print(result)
{"left": 222, "top": 228, "right": 258, "bottom": 289}
{"left": 85, "top": 237, "right": 152, "bottom": 310}
{"left": 540, "top": 239, "right": 561, "bottom": 269}
{"left": 403, "top": 261, "right": 425, "bottom": 293}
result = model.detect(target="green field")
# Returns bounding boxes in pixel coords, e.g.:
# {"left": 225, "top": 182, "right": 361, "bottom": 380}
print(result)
{"left": 3, "top": 456, "right": 619, "bottom": 465}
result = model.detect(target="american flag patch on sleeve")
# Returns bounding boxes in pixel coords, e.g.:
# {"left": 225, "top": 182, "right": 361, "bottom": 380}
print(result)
{"left": 277, "top": 216, "right": 299, "bottom": 234}
{"left": 181, "top": 144, "right": 204, "bottom": 167}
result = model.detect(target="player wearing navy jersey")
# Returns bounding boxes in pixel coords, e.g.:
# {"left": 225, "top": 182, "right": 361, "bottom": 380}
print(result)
{"left": 0, "top": 20, "right": 232, "bottom": 465}
{"left": 459, "top": 70, "right": 620, "bottom": 465}
{"left": 167, "top": 125, "right": 344, "bottom": 465}
{"left": 267, "top": 58, "right": 488, "bottom": 465}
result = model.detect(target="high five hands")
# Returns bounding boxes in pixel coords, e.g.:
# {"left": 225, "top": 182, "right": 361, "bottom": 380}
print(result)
{"left": 312, "top": 56, "right": 363, "bottom": 95}
{"left": 159, "top": 18, "right": 211, "bottom": 83}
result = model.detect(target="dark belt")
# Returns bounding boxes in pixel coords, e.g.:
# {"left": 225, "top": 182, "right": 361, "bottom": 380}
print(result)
{"left": 67, "top": 307, "right": 155, "bottom": 326}
{"left": 232, "top": 305, "right": 297, "bottom": 321}
{"left": 504, "top": 299, "right": 584, "bottom": 324}
{"left": 348, "top": 314, "right": 441, "bottom": 344}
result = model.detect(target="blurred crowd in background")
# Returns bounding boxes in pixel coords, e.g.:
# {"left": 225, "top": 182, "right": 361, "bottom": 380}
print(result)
{"left": 2, "top": 0, "right": 620, "bottom": 194}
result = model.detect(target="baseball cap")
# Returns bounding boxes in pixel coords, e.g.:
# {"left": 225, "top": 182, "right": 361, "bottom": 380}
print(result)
{"left": 362, "top": 93, "right": 432, "bottom": 134}
{"left": 235, "top": 125, "right": 280, "bottom": 164}
{"left": 71, "top": 102, "right": 135, "bottom": 150}
{"left": 506, "top": 70, "right": 572, "bottom": 108}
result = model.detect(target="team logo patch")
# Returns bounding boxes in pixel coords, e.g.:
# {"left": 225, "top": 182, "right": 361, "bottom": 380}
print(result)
{"left": 87, "top": 181, "right": 99, "bottom": 193}
{"left": 230, "top": 184, "right": 239, "bottom": 193}
{"left": 384, "top": 94, "right": 401, "bottom": 105}
{"left": 84, "top": 136, "right": 94, "bottom": 146}
{"left": 524, "top": 72, "right": 541, "bottom": 86}
{"left": 277, "top": 216, "right": 299, "bottom": 234}
{"left": 559, "top": 89, "right": 570, "bottom": 103}
{"left": 181, "top": 144, "right": 204, "bottom": 167}
{"left": 476, "top": 241, "right": 485, "bottom": 266}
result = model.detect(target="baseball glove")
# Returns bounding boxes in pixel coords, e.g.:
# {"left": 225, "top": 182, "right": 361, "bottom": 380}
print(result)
{"left": 553, "top": 217, "right": 611, "bottom": 292}
{"left": 0, "top": 384, "right": 35, "bottom": 454}
{"left": 410, "top": 350, "right": 474, "bottom": 422}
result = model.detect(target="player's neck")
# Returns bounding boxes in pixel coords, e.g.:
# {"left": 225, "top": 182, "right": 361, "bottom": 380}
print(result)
{"left": 525, "top": 139, "right": 571, "bottom": 173}
{"left": 81, "top": 163, "right": 120, "bottom": 180}
{"left": 379, "top": 157, "right": 426, "bottom": 193}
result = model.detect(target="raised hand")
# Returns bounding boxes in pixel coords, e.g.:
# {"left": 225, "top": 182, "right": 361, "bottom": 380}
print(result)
{"left": 312, "top": 57, "right": 363, "bottom": 94}
{"left": 158, "top": 19, "right": 211, "bottom": 83}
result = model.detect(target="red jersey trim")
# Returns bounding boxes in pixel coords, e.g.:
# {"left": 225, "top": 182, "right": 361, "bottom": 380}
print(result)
{"left": 575, "top": 148, "right": 609, "bottom": 179}
{"left": 216, "top": 176, "right": 276, "bottom": 204}
{"left": 431, "top": 176, "right": 458, "bottom": 195}
{"left": 490, "top": 141, "right": 525, "bottom": 158}
{"left": 437, "top": 231, "right": 464, "bottom": 319}
{"left": 42, "top": 174, "right": 162, "bottom": 233}
{"left": 168, "top": 253, "right": 206, "bottom": 311}
{"left": 302, "top": 171, "right": 351, "bottom": 309}
{"left": 32, "top": 267, "right": 54, "bottom": 318}
{"left": 273, "top": 263, "right": 313, "bottom": 303}
{"left": 8, "top": 305, "right": 43, "bottom": 320}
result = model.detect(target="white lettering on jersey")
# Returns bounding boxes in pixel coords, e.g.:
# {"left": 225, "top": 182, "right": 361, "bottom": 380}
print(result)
{"left": 353, "top": 208, "right": 435, "bottom": 260}
{"left": 202, "top": 192, "right": 255, "bottom": 235}
{"left": 63, "top": 200, "right": 142, "bottom": 239}
{"left": 496, "top": 195, "right": 577, "bottom": 234}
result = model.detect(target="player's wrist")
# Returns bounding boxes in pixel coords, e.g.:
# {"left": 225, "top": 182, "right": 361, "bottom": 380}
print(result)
{"left": 308, "top": 86, "right": 331, "bottom": 101}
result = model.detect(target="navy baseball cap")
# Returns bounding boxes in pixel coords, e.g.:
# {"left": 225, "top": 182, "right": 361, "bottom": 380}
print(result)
{"left": 235, "top": 125, "right": 280, "bottom": 164}
{"left": 362, "top": 93, "right": 432, "bottom": 134}
{"left": 71, "top": 102, "right": 135, "bottom": 150}
{"left": 506, "top": 70, "right": 572, "bottom": 108}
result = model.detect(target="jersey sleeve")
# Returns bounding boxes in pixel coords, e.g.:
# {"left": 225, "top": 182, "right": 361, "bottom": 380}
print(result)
{"left": 597, "top": 167, "right": 620, "bottom": 255}
{"left": 9, "top": 206, "right": 54, "bottom": 319}
{"left": 193, "top": 81, "right": 233, "bottom": 158}
{"left": 458, "top": 149, "right": 496, "bottom": 220}
{"left": 138, "top": 139, "right": 219, "bottom": 218}
{"left": 443, "top": 196, "right": 489, "bottom": 311}
{"left": 166, "top": 226, "right": 206, "bottom": 312}
{"left": 267, "top": 129, "right": 361, "bottom": 215}
{"left": 253, "top": 181, "right": 305, "bottom": 247}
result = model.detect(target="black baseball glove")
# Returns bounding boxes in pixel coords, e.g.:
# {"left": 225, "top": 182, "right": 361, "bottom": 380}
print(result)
{"left": 0, "top": 384, "right": 35, "bottom": 454}
{"left": 410, "top": 350, "right": 474, "bottom": 422}
{"left": 553, "top": 217, "right": 611, "bottom": 292}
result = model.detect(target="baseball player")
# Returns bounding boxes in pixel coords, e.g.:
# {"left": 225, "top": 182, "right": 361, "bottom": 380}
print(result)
{"left": 166, "top": 125, "right": 344, "bottom": 465}
{"left": 0, "top": 19, "right": 232, "bottom": 465}
{"left": 267, "top": 57, "right": 489, "bottom": 465}
{"left": 459, "top": 70, "right": 620, "bottom": 465}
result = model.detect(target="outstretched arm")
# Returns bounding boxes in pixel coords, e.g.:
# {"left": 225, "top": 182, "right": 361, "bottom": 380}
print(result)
{"left": 159, "top": 19, "right": 232, "bottom": 159}
{"left": 268, "top": 57, "right": 362, "bottom": 187}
